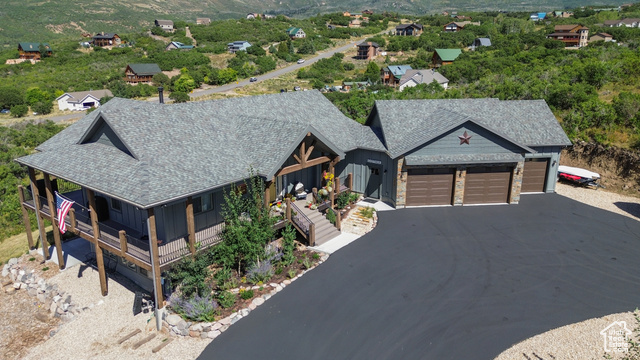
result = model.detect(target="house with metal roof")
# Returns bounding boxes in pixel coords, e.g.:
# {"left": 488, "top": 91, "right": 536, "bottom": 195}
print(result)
{"left": 18, "top": 42, "right": 52, "bottom": 60}
{"left": 286, "top": 27, "right": 306, "bottom": 39}
{"left": 165, "top": 41, "right": 195, "bottom": 51}
{"left": 398, "top": 69, "right": 449, "bottom": 90}
{"left": 227, "top": 41, "right": 252, "bottom": 53}
{"left": 56, "top": 89, "right": 113, "bottom": 111}
{"left": 14, "top": 91, "right": 570, "bottom": 312}
{"left": 381, "top": 65, "right": 413, "bottom": 86}
{"left": 471, "top": 38, "right": 492, "bottom": 50}
{"left": 124, "top": 64, "right": 162, "bottom": 83}
{"left": 432, "top": 49, "right": 462, "bottom": 67}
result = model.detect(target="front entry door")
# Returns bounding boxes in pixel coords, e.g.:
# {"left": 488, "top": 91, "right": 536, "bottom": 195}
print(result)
{"left": 366, "top": 166, "right": 382, "bottom": 199}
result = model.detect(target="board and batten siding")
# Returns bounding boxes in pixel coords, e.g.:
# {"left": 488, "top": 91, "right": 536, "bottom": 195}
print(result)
{"left": 526, "top": 146, "right": 563, "bottom": 193}
{"left": 336, "top": 149, "right": 396, "bottom": 205}
{"left": 409, "top": 123, "right": 524, "bottom": 158}
{"left": 154, "top": 189, "right": 225, "bottom": 241}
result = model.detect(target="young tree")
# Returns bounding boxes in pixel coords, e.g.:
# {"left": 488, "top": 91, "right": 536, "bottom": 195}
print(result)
{"left": 214, "top": 172, "right": 276, "bottom": 274}
{"left": 32, "top": 101, "right": 53, "bottom": 115}
{"left": 363, "top": 61, "right": 381, "bottom": 83}
{"left": 10, "top": 104, "right": 28, "bottom": 118}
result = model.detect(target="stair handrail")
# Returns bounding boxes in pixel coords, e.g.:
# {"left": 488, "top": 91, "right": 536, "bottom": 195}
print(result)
{"left": 289, "top": 202, "right": 313, "bottom": 235}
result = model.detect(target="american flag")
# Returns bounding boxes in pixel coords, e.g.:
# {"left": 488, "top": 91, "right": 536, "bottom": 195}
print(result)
{"left": 55, "top": 192, "right": 74, "bottom": 234}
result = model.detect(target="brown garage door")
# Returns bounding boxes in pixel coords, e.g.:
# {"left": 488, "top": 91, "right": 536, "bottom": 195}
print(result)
{"left": 406, "top": 168, "right": 455, "bottom": 206}
{"left": 464, "top": 166, "right": 512, "bottom": 204}
{"left": 521, "top": 158, "right": 549, "bottom": 193}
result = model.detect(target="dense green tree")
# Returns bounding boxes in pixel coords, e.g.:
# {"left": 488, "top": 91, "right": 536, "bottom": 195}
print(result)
{"left": 25, "top": 87, "right": 50, "bottom": 106}
{"left": 32, "top": 101, "right": 53, "bottom": 115}
{"left": 10, "top": 104, "right": 28, "bottom": 118}
{"left": 0, "top": 88, "right": 25, "bottom": 109}
{"left": 363, "top": 61, "right": 380, "bottom": 83}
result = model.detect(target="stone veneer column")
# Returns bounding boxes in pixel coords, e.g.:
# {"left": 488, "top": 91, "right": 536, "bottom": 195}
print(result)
{"left": 395, "top": 157, "right": 407, "bottom": 207}
{"left": 453, "top": 166, "right": 466, "bottom": 206}
{"left": 509, "top": 161, "right": 524, "bottom": 204}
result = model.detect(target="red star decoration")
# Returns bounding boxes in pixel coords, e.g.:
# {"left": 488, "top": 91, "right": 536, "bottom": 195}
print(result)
{"left": 458, "top": 131, "right": 472, "bottom": 145}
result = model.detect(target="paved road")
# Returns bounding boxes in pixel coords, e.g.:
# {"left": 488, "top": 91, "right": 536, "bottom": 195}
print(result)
{"left": 198, "top": 194, "right": 640, "bottom": 359}
{"left": 190, "top": 41, "right": 359, "bottom": 98}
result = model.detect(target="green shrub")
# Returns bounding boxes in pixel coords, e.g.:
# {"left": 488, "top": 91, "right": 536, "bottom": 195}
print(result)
{"left": 10, "top": 104, "right": 28, "bottom": 118}
{"left": 287, "top": 269, "right": 297, "bottom": 279}
{"left": 32, "top": 101, "right": 53, "bottom": 115}
{"left": 335, "top": 192, "right": 350, "bottom": 209}
{"left": 239, "top": 288, "right": 254, "bottom": 300}
{"left": 326, "top": 208, "right": 336, "bottom": 224}
{"left": 348, "top": 192, "right": 360, "bottom": 203}
{"left": 169, "top": 293, "right": 218, "bottom": 322}
{"left": 216, "top": 290, "right": 236, "bottom": 308}
{"left": 167, "top": 251, "right": 212, "bottom": 297}
{"left": 359, "top": 207, "right": 375, "bottom": 219}
{"left": 169, "top": 91, "right": 190, "bottom": 103}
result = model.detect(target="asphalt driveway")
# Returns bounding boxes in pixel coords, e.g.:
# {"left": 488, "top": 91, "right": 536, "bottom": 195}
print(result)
{"left": 198, "top": 194, "right": 640, "bottom": 359}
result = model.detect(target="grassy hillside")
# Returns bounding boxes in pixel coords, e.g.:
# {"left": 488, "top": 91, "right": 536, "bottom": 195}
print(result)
{"left": 0, "top": 0, "right": 633, "bottom": 46}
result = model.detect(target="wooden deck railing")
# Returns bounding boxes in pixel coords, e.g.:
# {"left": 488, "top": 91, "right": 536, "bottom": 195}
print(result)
{"left": 21, "top": 190, "right": 224, "bottom": 267}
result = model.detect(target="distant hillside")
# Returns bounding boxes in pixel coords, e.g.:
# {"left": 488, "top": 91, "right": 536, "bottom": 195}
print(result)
{"left": 0, "top": 0, "right": 633, "bottom": 46}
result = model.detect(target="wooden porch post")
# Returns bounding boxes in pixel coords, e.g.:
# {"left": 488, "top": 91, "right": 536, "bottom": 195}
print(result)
{"left": 263, "top": 180, "right": 271, "bottom": 209}
{"left": 348, "top": 173, "right": 353, "bottom": 191}
{"left": 43, "top": 173, "right": 65, "bottom": 270}
{"left": 147, "top": 208, "right": 164, "bottom": 310}
{"left": 69, "top": 208, "right": 77, "bottom": 234}
{"left": 185, "top": 197, "right": 196, "bottom": 255}
{"left": 119, "top": 230, "right": 128, "bottom": 257}
{"left": 87, "top": 189, "right": 108, "bottom": 296}
{"left": 335, "top": 177, "right": 341, "bottom": 195}
{"left": 285, "top": 198, "right": 292, "bottom": 222}
{"left": 28, "top": 167, "right": 49, "bottom": 259}
{"left": 17, "top": 185, "right": 35, "bottom": 250}
{"left": 335, "top": 208, "right": 341, "bottom": 231}
{"left": 309, "top": 223, "right": 315, "bottom": 247}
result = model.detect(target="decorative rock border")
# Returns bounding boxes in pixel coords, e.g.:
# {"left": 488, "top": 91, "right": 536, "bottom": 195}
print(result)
{"left": 1, "top": 258, "right": 96, "bottom": 337}
{"left": 162, "top": 253, "right": 330, "bottom": 340}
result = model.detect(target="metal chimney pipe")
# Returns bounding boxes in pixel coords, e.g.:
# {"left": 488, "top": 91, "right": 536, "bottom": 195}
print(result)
{"left": 158, "top": 86, "right": 164, "bottom": 104}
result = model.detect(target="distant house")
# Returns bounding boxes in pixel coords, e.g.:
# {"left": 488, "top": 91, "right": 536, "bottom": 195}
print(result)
{"left": 92, "top": 33, "right": 121, "bottom": 47}
{"left": 286, "top": 27, "right": 306, "bottom": 39}
{"left": 356, "top": 41, "right": 379, "bottom": 60}
{"left": 547, "top": 25, "right": 589, "bottom": 48}
{"left": 553, "top": 11, "right": 573, "bottom": 18}
{"left": 395, "top": 23, "right": 423, "bottom": 36}
{"left": 227, "top": 41, "right": 251, "bottom": 53}
{"left": 604, "top": 18, "right": 640, "bottom": 27}
{"left": 471, "top": 37, "right": 491, "bottom": 50}
{"left": 343, "top": 11, "right": 351, "bottom": 17}
{"left": 443, "top": 21, "right": 480, "bottom": 32}
{"left": 589, "top": 32, "right": 613, "bottom": 42}
{"left": 432, "top": 49, "right": 462, "bottom": 67}
{"left": 530, "top": 12, "right": 547, "bottom": 21}
{"left": 381, "top": 65, "right": 413, "bottom": 86}
{"left": 196, "top": 18, "right": 211, "bottom": 25}
{"left": 56, "top": 90, "right": 113, "bottom": 111}
{"left": 349, "top": 19, "right": 362, "bottom": 28}
{"left": 246, "top": 13, "right": 259, "bottom": 19}
{"left": 124, "top": 64, "right": 162, "bottom": 83}
{"left": 165, "top": 41, "right": 194, "bottom": 51}
{"left": 155, "top": 20, "right": 174, "bottom": 32}
{"left": 263, "top": 14, "right": 276, "bottom": 19}
{"left": 454, "top": 15, "right": 471, "bottom": 20}
{"left": 18, "top": 42, "right": 51, "bottom": 60}
{"left": 399, "top": 69, "right": 449, "bottom": 91}
{"left": 362, "top": 10, "right": 374, "bottom": 15}
{"left": 342, "top": 80, "right": 372, "bottom": 91}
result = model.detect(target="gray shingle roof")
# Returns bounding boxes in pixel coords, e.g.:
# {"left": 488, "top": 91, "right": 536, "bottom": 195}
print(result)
{"left": 127, "top": 64, "right": 162, "bottom": 76}
{"left": 399, "top": 69, "right": 448, "bottom": 87}
{"left": 17, "top": 91, "right": 381, "bottom": 209}
{"left": 371, "top": 98, "right": 571, "bottom": 159}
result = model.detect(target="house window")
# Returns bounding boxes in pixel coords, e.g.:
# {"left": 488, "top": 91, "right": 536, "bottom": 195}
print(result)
{"left": 194, "top": 193, "right": 214, "bottom": 214}
{"left": 111, "top": 198, "right": 122, "bottom": 212}
{"left": 139, "top": 267, "right": 149, "bottom": 277}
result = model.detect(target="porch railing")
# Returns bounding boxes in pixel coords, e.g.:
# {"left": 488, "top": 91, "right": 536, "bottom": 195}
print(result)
{"left": 20, "top": 189, "right": 224, "bottom": 267}
{"left": 290, "top": 202, "right": 311, "bottom": 235}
